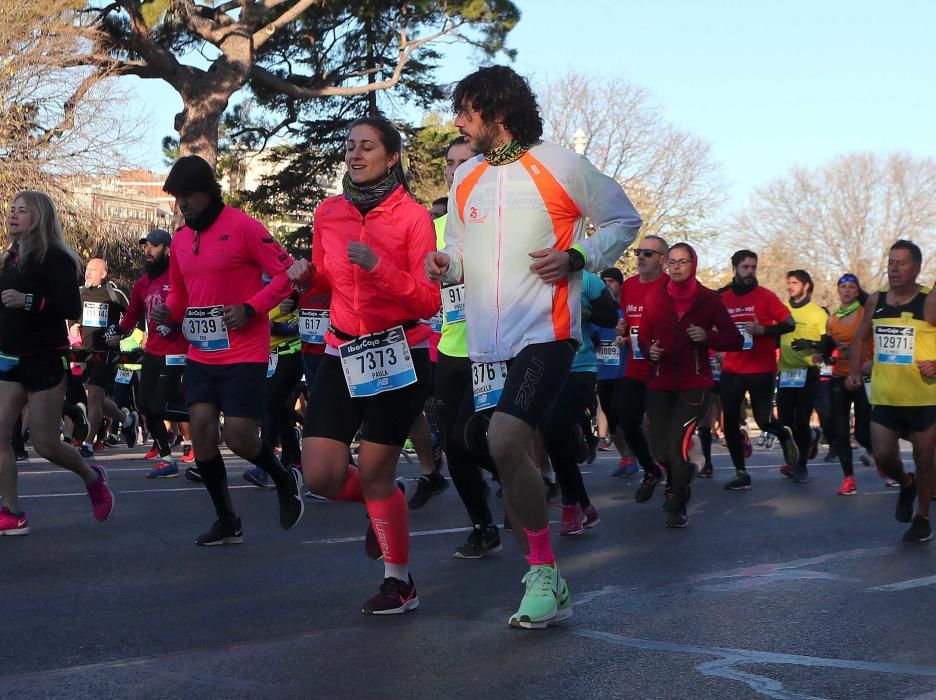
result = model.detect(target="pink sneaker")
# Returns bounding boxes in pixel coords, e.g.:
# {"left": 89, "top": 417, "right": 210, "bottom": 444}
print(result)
{"left": 837, "top": 476, "right": 857, "bottom": 496}
{"left": 583, "top": 504, "right": 600, "bottom": 529}
{"left": 86, "top": 464, "right": 115, "bottom": 521}
{"left": 779, "top": 464, "right": 793, "bottom": 479}
{"left": 560, "top": 504, "right": 585, "bottom": 536}
{"left": 0, "top": 506, "right": 29, "bottom": 535}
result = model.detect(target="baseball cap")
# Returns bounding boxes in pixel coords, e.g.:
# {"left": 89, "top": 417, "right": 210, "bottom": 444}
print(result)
{"left": 139, "top": 229, "right": 172, "bottom": 247}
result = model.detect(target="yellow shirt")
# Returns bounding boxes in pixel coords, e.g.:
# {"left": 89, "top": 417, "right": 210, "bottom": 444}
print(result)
{"left": 779, "top": 301, "right": 828, "bottom": 371}
{"left": 870, "top": 289, "right": 936, "bottom": 406}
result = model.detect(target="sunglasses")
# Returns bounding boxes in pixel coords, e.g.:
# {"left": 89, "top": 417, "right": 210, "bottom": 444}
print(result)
{"left": 632, "top": 248, "right": 662, "bottom": 258}
{"left": 838, "top": 274, "right": 858, "bottom": 285}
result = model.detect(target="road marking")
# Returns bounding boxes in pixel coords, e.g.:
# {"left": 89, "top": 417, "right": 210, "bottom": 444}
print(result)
{"left": 868, "top": 574, "right": 936, "bottom": 592}
{"left": 19, "top": 485, "right": 257, "bottom": 499}
{"left": 304, "top": 526, "right": 473, "bottom": 545}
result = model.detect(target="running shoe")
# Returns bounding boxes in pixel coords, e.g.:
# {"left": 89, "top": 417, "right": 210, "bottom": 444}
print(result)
{"left": 823, "top": 447, "right": 839, "bottom": 463}
{"left": 0, "top": 507, "right": 29, "bottom": 536}
{"left": 697, "top": 462, "right": 714, "bottom": 479}
{"left": 101, "top": 436, "right": 118, "bottom": 448}
{"left": 14, "top": 450, "right": 28, "bottom": 462}
{"left": 362, "top": 575, "right": 419, "bottom": 615}
{"left": 121, "top": 410, "right": 139, "bottom": 448}
{"left": 408, "top": 470, "right": 448, "bottom": 509}
{"left": 144, "top": 443, "right": 160, "bottom": 460}
{"left": 634, "top": 467, "right": 663, "bottom": 503}
{"left": 145, "top": 460, "right": 179, "bottom": 479}
{"left": 560, "top": 504, "right": 585, "bottom": 536}
{"left": 792, "top": 464, "right": 810, "bottom": 483}
{"left": 180, "top": 445, "right": 195, "bottom": 463}
{"left": 585, "top": 430, "right": 600, "bottom": 465}
{"left": 665, "top": 506, "right": 688, "bottom": 528}
{"left": 195, "top": 518, "right": 243, "bottom": 546}
{"left": 453, "top": 524, "right": 502, "bottom": 559}
{"left": 184, "top": 466, "right": 202, "bottom": 483}
{"left": 86, "top": 464, "right": 115, "bottom": 521}
{"left": 724, "top": 470, "right": 752, "bottom": 491}
{"left": 402, "top": 439, "right": 416, "bottom": 455}
{"left": 741, "top": 428, "right": 753, "bottom": 459}
{"left": 808, "top": 428, "right": 821, "bottom": 461}
{"left": 902, "top": 515, "right": 933, "bottom": 543}
{"left": 778, "top": 426, "right": 799, "bottom": 467}
{"left": 598, "top": 437, "right": 614, "bottom": 451}
{"left": 837, "top": 476, "right": 857, "bottom": 496}
{"left": 779, "top": 464, "right": 794, "bottom": 479}
{"left": 612, "top": 455, "right": 639, "bottom": 477}
{"left": 896, "top": 473, "right": 917, "bottom": 523}
{"left": 583, "top": 504, "right": 600, "bottom": 529}
{"left": 277, "top": 466, "right": 305, "bottom": 530}
{"left": 243, "top": 466, "right": 270, "bottom": 489}
{"left": 304, "top": 490, "right": 328, "bottom": 501}
{"left": 508, "top": 565, "right": 572, "bottom": 629}
{"left": 365, "top": 481, "right": 405, "bottom": 559}
{"left": 78, "top": 444, "right": 94, "bottom": 459}
{"left": 885, "top": 478, "right": 900, "bottom": 488}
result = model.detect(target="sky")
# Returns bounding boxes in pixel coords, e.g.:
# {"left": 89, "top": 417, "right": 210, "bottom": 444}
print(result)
{"left": 122, "top": 0, "right": 936, "bottom": 213}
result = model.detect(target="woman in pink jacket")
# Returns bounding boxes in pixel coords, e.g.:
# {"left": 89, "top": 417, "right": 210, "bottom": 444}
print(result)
{"left": 289, "top": 117, "right": 440, "bottom": 615}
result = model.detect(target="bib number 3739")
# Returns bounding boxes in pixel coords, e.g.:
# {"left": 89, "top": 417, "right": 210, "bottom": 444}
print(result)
{"left": 339, "top": 325, "right": 416, "bottom": 398}
{"left": 183, "top": 306, "right": 230, "bottom": 352}
{"left": 472, "top": 361, "right": 508, "bottom": 412}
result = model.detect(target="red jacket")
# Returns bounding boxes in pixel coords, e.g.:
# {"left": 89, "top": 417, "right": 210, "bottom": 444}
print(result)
{"left": 637, "top": 281, "right": 743, "bottom": 391}
{"left": 311, "top": 186, "right": 441, "bottom": 348}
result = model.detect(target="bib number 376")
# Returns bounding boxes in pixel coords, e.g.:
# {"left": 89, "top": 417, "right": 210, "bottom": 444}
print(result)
{"left": 339, "top": 325, "right": 416, "bottom": 398}
{"left": 472, "top": 361, "right": 508, "bottom": 412}
{"left": 183, "top": 306, "right": 230, "bottom": 352}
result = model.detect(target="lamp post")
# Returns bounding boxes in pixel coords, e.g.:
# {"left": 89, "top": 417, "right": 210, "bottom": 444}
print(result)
{"left": 572, "top": 128, "right": 587, "bottom": 155}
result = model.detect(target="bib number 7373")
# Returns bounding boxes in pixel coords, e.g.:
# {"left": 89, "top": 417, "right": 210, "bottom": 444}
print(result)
{"left": 339, "top": 325, "right": 416, "bottom": 397}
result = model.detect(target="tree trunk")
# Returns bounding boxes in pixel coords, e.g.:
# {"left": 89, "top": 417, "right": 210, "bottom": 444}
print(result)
{"left": 174, "top": 100, "right": 224, "bottom": 167}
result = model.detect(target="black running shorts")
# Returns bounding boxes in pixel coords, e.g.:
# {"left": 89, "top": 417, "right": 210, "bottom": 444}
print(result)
{"left": 494, "top": 340, "right": 576, "bottom": 429}
{"left": 184, "top": 359, "right": 266, "bottom": 418}
{"left": 871, "top": 404, "right": 936, "bottom": 436}
{"left": 0, "top": 352, "right": 68, "bottom": 393}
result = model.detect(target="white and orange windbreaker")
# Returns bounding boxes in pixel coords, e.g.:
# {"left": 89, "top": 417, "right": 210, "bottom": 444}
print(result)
{"left": 441, "top": 141, "right": 642, "bottom": 363}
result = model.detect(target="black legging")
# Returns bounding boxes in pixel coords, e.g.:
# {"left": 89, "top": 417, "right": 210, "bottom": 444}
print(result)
{"left": 614, "top": 376, "right": 657, "bottom": 473}
{"left": 139, "top": 353, "right": 185, "bottom": 458}
{"left": 11, "top": 415, "right": 24, "bottom": 455}
{"left": 815, "top": 377, "right": 835, "bottom": 451}
{"left": 435, "top": 352, "right": 497, "bottom": 528}
{"left": 720, "top": 371, "right": 787, "bottom": 471}
{"left": 646, "top": 387, "right": 712, "bottom": 509}
{"left": 829, "top": 376, "right": 871, "bottom": 477}
{"left": 543, "top": 371, "right": 596, "bottom": 509}
{"left": 262, "top": 350, "right": 304, "bottom": 467}
{"left": 777, "top": 367, "right": 820, "bottom": 468}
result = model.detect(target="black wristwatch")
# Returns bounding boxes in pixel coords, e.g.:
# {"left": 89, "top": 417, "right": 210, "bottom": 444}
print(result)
{"left": 567, "top": 248, "right": 586, "bottom": 272}
{"left": 243, "top": 303, "right": 256, "bottom": 319}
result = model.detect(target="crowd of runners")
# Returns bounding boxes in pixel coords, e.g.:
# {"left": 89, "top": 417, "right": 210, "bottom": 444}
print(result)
{"left": 2, "top": 66, "right": 935, "bottom": 629}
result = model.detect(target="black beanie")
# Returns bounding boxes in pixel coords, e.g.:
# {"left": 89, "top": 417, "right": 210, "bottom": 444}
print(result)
{"left": 600, "top": 267, "right": 624, "bottom": 285}
{"left": 163, "top": 156, "right": 222, "bottom": 201}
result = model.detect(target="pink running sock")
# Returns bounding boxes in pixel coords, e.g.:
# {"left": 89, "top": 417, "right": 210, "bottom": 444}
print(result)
{"left": 365, "top": 488, "right": 409, "bottom": 565}
{"left": 524, "top": 525, "right": 555, "bottom": 566}
{"left": 332, "top": 464, "right": 365, "bottom": 503}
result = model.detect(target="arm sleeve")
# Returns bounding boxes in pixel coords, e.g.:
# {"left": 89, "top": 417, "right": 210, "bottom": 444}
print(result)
{"left": 368, "top": 207, "right": 442, "bottom": 320}
{"left": 440, "top": 184, "right": 465, "bottom": 285}
{"left": 33, "top": 252, "right": 81, "bottom": 319}
{"left": 118, "top": 281, "right": 144, "bottom": 334}
{"left": 590, "top": 286, "right": 620, "bottom": 328}
{"left": 707, "top": 298, "right": 745, "bottom": 351}
{"left": 568, "top": 155, "right": 643, "bottom": 271}
{"left": 244, "top": 220, "right": 295, "bottom": 315}
{"left": 164, "top": 242, "right": 188, "bottom": 323}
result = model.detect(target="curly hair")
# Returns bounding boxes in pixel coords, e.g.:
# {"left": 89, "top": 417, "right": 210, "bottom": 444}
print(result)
{"left": 451, "top": 66, "right": 543, "bottom": 146}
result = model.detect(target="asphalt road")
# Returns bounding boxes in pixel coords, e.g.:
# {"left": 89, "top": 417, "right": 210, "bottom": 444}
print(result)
{"left": 2, "top": 439, "right": 935, "bottom": 700}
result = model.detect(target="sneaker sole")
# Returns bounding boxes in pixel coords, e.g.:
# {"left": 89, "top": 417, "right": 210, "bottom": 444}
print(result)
{"left": 560, "top": 528, "right": 585, "bottom": 537}
{"left": 508, "top": 606, "right": 572, "bottom": 629}
{"left": 0, "top": 527, "right": 30, "bottom": 536}
{"left": 243, "top": 474, "right": 272, "bottom": 489}
{"left": 145, "top": 472, "right": 179, "bottom": 479}
{"left": 584, "top": 518, "right": 600, "bottom": 529}
{"left": 725, "top": 484, "right": 752, "bottom": 491}
{"left": 364, "top": 597, "right": 419, "bottom": 615}
{"left": 89, "top": 465, "right": 115, "bottom": 522}
{"left": 196, "top": 535, "right": 244, "bottom": 546}
{"left": 453, "top": 544, "right": 503, "bottom": 559}
{"left": 837, "top": 491, "right": 857, "bottom": 496}
{"left": 904, "top": 533, "right": 934, "bottom": 543}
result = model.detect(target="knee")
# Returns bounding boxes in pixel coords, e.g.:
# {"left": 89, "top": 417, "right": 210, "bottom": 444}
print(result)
{"left": 486, "top": 426, "right": 517, "bottom": 467}
{"left": 302, "top": 455, "right": 344, "bottom": 497}
{"left": 32, "top": 432, "right": 61, "bottom": 459}
{"left": 223, "top": 431, "right": 256, "bottom": 459}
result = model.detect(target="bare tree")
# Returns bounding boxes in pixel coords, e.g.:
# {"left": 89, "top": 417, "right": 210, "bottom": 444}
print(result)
{"left": 539, "top": 70, "right": 726, "bottom": 265}
{"left": 732, "top": 153, "right": 936, "bottom": 307}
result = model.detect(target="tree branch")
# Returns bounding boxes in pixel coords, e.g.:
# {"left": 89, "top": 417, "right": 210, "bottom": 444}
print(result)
{"left": 252, "top": 0, "right": 325, "bottom": 50}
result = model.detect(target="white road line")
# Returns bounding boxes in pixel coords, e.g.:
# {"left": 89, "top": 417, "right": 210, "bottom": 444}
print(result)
{"left": 19, "top": 485, "right": 257, "bottom": 499}
{"left": 304, "top": 526, "right": 473, "bottom": 545}
{"left": 868, "top": 575, "right": 936, "bottom": 592}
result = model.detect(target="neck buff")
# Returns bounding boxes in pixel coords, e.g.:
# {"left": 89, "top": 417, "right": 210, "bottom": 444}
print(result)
{"left": 145, "top": 255, "right": 170, "bottom": 280}
{"left": 666, "top": 245, "right": 700, "bottom": 318}
{"left": 789, "top": 295, "right": 812, "bottom": 309}
{"left": 184, "top": 199, "right": 225, "bottom": 232}
{"left": 343, "top": 169, "right": 400, "bottom": 211}
{"left": 730, "top": 277, "right": 758, "bottom": 296}
{"left": 485, "top": 139, "right": 532, "bottom": 166}
{"left": 836, "top": 300, "right": 861, "bottom": 318}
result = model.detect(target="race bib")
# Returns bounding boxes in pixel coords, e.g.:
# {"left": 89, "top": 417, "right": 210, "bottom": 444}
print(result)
{"left": 710, "top": 356, "right": 722, "bottom": 382}
{"left": 339, "top": 325, "right": 416, "bottom": 398}
{"left": 165, "top": 354, "right": 186, "bottom": 366}
{"left": 472, "top": 361, "right": 508, "bottom": 412}
{"left": 442, "top": 284, "right": 466, "bottom": 324}
{"left": 736, "top": 323, "right": 753, "bottom": 350}
{"left": 629, "top": 326, "right": 644, "bottom": 360}
{"left": 874, "top": 325, "right": 915, "bottom": 365}
{"left": 820, "top": 363, "right": 833, "bottom": 378}
{"left": 299, "top": 309, "right": 329, "bottom": 345}
{"left": 115, "top": 368, "right": 133, "bottom": 384}
{"left": 596, "top": 340, "right": 620, "bottom": 366}
{"left": 0, "top": 352, "right": 20, "bottom": 372}
{"left": 779, "top": 368, "right": 808, "bottom": 388}
{"left": 267, "top": 351, "right": 279, "bottom": 378}
{"left": 423, "top": 310, "right": 443, "bottom": 334}
{"left": 183, "top": 306, "right": 230, "bottom": 352}
{"left": 83, "top": 302, "right": 108, "bottom": 328}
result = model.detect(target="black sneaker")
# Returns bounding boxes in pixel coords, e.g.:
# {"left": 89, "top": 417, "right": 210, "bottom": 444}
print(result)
{"left": 725, "top": 470, "right": 752, "bottom": 491}
{"left": 665, "top": 507, "right": 688, "bottom": 528}
{"left": 902, "top": 515, "right": 933, "bottom": 543}
{"left": 823, "top": 447, "right": 838, "bottom": 463}
{"left": 697, "top": 462, "right": 714, "bottom": 479}
{"left": 792, "top": 465, "right": 810, "bottom": 483}
{"left": 453, "top": 524, "right": 502, "bottom": 559}
{"left": 184, "top": 466, "right": 203, "bottom": 483}
{"left": 408, "top": 471, "right": 448, "bottom": 509}
{"left": 365, "top": 481, "right": 405, "bottom": 559}
{"left": 635, "top": 467, "right": 663, "bottom": 503}
{"left": 778, "top": 427, "right": 800, "bottom": 468}
{"left": 362, "top": 575, "right": 419, "bottom": 615}
{"left": 896, "top": 473, "right": 917, "bottom": 523}
{"left": 276, "top": 466, "right": 305, "bottom": 530}
{"left": 195, "top": 518, "right": 243, "bottom": 546}
{"left": 808, "top": 428, "right": 821, "bottom": 461}
{"left": 103, "top": 435, "right": 120, "bottom": 448}
{"left": 585, "top": 431, "right": 600, "bottom": 465}
{"left": 121, "top": 410, "right": 139, "bottom": 448}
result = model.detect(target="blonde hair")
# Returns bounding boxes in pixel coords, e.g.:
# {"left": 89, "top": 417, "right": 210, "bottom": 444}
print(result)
{"left": 8, "top": 191, "right": 81, "bottom": 273}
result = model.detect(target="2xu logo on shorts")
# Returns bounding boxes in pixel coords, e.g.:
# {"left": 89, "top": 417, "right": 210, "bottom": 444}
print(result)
{"left": 513, "top": 357, "right": 544, "bottom": 411}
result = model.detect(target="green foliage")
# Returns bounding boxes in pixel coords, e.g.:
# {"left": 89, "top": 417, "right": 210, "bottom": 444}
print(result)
{"left": 405, "top": 116, "right": 460, "bottom": 205}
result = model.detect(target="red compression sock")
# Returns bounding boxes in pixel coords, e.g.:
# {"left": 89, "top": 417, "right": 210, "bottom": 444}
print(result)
{"left": 524, "top": 525, "right": 555, "bottom": 566}
{"left": 332, "top": 464, "right": 365, "bottom": 503}
{"left": 365, "top": 488, "right": 410, "bottom": 565}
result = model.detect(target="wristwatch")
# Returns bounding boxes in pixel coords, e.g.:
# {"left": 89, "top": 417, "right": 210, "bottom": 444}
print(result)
{"left": 567, "top": 248, "right": 586, "bottom": 272}
{"left": 243, "top": 303, "right": 256, "bottom": 319}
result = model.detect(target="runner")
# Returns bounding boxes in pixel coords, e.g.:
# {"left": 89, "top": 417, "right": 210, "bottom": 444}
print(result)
{"left": 717, "top": 249, "right": 798, "bottom": 490}
{"left": 780, "top": 270, "right": 828, "bottom": 483}
{"left": 615, "top": 236, "right": 669, "bottom": 496}
{"left": 638, "top": 243, "right": 743, "bottom": 527}
{"left": 426, "top": 65, "right": 642, "bottom": 628}
{"left": 107, "top": 229, "right": 189, "bottom": 478}
{"left": 289, "top": 116, "right": 439, "bottom": 614}
{"left": 0, "top": 191, "right": 114, "bottom": 535}
{"left": 152, "top": 155, "right": 304, "bottom": 545}
{"left": 596, "top": 267, "right": 633, "bottom": 475}
{"left": 847, "top": 241, "right": 936, "bottom": 542}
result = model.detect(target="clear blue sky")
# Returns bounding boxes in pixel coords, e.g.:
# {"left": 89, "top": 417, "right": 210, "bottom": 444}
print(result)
{"left": 124, "top": 0, "right": 936, "bottom": 210}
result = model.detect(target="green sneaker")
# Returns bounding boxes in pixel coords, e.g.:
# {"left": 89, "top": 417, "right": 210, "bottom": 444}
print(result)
{"left": 508, "top": 565, "right": 573, "bottom": 629}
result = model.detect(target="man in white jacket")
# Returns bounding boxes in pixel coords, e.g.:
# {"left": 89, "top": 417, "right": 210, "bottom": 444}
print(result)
{"left": 426, "top": 65, "right": 642, "bottom": 629}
